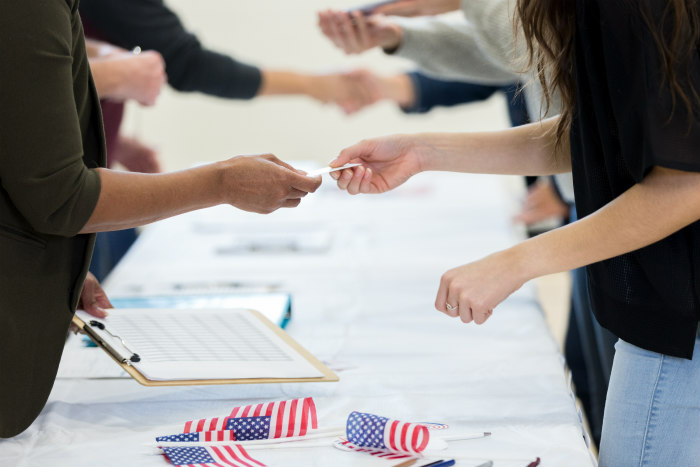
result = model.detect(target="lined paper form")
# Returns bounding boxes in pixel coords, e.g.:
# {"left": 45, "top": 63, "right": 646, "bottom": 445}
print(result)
{"left": 75, "top": 308, "right": 323, "bottom": 381}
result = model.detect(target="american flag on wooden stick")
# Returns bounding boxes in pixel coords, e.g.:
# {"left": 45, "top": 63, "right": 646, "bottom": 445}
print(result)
{"left": 161, "top": 445, "right": 265, "bottom": 467}
{"left": 346, "top": 411, "right": 430, "bottom": 455}
{"left": 157, "top": 398, "right": 317, "bottom": 443}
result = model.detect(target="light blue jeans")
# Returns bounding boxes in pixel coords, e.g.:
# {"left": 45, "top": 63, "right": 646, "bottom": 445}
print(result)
{"left": 598, "top": 336, "right": 700, "bottom": 467}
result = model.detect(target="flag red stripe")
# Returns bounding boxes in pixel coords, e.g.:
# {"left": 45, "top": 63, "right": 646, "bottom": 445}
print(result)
{"left": 415, "top": 425, "right": 429, "bottom": 452}
{"left": 410, "top": 425, "right": 421, "bottom": 452}
{"left": 264, "top": 402, "right": 274, "bottom": 417}
{"left": 399, "top": 423, "right": 410, "bottom": 453}
{"left": 236, "top": 445, "right": 266, "bottom": 467}
{"left": 209, "top": 446, "right": 240, "bottom": 467}
{"left": 184, "top": 421, "right": 193, "bottom": 433}
{"left": 230, "top": 407, "right": 240, "bottom": 418}
{"left": 285, "top": 399, "right": 298, "bottom": 438}
{"left": 253, "top": 403, "right": 263, "bottom": 417}
{"left": 209, "top": 418, "right": 219, "bottom": 432}
{"left": 240, "top": 406, "right": 252, "bottom": 418}
{"left": 223, "top": 445, "right": 256, "bottom": 467}
{"left": 387, "top": 420, "right": 400, "bottom": 452}
{"left": 299, "top": 399, "right": 309, "bottom": 436}
{"left": 273, "top": 401, "right": 286, "bottom": 438}
{"left": 308, "top": 398, "right": 318, "bottom": 429}
{"left": 196, "top": 419, "right": 206, "bottom": 432}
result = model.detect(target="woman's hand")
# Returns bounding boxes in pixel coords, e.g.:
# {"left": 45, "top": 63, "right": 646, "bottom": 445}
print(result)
{"left": 92, "top": 50, "right": 167, "bottom": 106}
{"left": 329, "top": 135, "right": 425, "bottom": 194}
{"left": 219, "top": 154, "right": 322, "bottom": 213}
{"left": 318, "top": 10, "right": 403, "bottom": 54}
{"left": 435, "top": 249, "right": 530, "bottom": 325}
{"left": 77, "top": 272, "right": 113, "bottom": 319}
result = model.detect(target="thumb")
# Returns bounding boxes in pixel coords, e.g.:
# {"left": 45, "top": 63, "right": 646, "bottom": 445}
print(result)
{"left": 288, "top": 170, "right": 322, "bottom": 193}
{"left": 329, "top": 139, "right": 373, "bottom": 168}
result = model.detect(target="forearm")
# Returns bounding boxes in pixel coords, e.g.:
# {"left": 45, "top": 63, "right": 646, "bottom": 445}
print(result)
{"left": 418, "top": 117, "right": 569, "bottom": 175}
{"left": 79, "top": 163, "right": 222, "bottom": 233}
{"left": 84, "top": 38, "right": 121, "bottom": 59}
{"left": 89, "top": 59, "right": 123, "bottom": 98}
{"left": 258, "top": 70, "right": 316, "bottom": 97}
{"left": 514, "top": 166, "right": 700, "bottom": 279}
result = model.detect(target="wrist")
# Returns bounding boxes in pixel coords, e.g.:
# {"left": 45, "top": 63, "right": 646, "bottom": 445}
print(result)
{"left": 380, "top": 24, "right": 403, "bottom": 52}
{"left": 508, "top": 235, "right": 555, "bottom": 284}
{"left": 209, "top": 160, "right": 231, "bottom": 206}
{"left": 384, "top": 75, "right": 415, "bottom": 107}
{"left": 411, "top": 133, "right": 451, "bottom": 172}
{"left": 92, "top": 60, "right": 124, "bottom": 99}
{"left": 259, "top": 70, "right": 308, "bottom": 96}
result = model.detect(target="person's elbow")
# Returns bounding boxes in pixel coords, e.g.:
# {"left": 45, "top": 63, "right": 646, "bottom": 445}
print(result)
{"left": 20, "top": 204, "right": 92, "bottom": 237}
{"left": 8, "top": 172, "right": 101, "bottom": 237}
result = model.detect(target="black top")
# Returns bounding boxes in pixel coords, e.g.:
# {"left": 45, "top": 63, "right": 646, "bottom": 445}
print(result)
{"left": 79, "top": 0, "right": 262, "bottom": 99}
{"left": 571, "top": 0, "right": 700, "bottom": 358}
{"left": 0, "top": 0, "right": 104, "bottom": 436}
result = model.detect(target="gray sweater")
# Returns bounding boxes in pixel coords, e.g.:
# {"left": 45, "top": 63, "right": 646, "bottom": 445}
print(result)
{"left": 390, "top": 0, "right": 575, "bottom": 203}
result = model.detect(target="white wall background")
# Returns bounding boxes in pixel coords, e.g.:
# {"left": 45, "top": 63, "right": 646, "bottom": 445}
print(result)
{"left": 120, "top": 0, "right": 512, "bottom": 171}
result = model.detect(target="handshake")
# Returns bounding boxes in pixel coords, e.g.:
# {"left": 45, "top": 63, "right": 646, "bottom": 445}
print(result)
{"left": 306, "top": 69, "right": 416, "bottom": 115}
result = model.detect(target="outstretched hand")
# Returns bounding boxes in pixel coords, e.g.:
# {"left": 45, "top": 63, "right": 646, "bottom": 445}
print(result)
{"left": 329, "top": 135, "right": 423, "bottom": 194}
{"left": 220, "top": 154, "right": 322, "bottom": 214}
{"left": 318, "top": 10, "right": 402, "bottom": 55}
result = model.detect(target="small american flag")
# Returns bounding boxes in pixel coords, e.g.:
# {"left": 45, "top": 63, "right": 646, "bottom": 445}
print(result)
{"left": 161, "top": 445, "right": 265, "bottom": 467}
{"left": 158, "top": 398, "right": 317, "bottom": 443}
{"left": 346, "top": 411, "right": 430, "bottom": 455}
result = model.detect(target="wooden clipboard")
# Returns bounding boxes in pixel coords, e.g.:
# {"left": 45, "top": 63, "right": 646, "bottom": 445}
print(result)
{"left": 71, "top": 309, "right": 338, "bottom": 387}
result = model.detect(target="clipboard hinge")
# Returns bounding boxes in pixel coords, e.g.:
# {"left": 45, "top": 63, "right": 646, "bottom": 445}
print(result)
{"left": 85, "top": 320, "right": 141, "bottom": 364}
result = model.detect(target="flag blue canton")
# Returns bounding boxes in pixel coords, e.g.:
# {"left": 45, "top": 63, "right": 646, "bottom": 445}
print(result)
{"left": 346, "top": 412, "right": 388, "bottom": 449}
{"left": 162, "top": 447, "right": 215, "bottom": 466}
{"left": 225, "top": 416, "right": 272, "bottom": 440}
{"left": 156, "top": 432, "right": 200, "bottom": 442}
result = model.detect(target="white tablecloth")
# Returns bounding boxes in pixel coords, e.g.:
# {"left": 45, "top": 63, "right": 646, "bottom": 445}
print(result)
{"left": 0, "top": 171, "right": 595, "bottom": 467}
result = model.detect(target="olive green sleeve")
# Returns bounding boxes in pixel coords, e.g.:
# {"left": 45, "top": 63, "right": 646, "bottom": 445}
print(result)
{"left": 0, "top": 0, "right": 101, "bottom": 237}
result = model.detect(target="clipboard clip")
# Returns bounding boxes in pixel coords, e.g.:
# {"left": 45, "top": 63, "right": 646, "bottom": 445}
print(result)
{"left": 88, "top": 320, "right": 141, "bottom": 363}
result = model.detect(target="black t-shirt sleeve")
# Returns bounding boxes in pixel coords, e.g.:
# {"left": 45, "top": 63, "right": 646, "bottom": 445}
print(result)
{"left": 0, "top": 0, "right": 101, "bottom": 236}
{"left": 79, "top": 0, "right": 262, "bottom": 99}
{"left": 598, "top": 0, "right": 700, "bottom": 181}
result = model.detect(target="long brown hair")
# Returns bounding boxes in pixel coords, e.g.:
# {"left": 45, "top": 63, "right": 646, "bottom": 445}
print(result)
{"left": 517, "top": 0, "right": 700, "bottom": 146}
